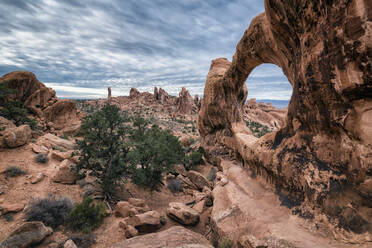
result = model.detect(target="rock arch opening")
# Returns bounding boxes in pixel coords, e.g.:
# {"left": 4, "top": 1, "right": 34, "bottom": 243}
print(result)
{"left": 245, "top": 64, "right": 292, "bottom": 109}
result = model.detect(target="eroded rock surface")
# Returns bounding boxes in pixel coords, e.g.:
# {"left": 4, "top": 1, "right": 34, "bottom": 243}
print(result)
{"left": 110, "top": 226, "right": 213, "bottom": 248}
{"left": 198, "top": 0, "right": 372, "bottom": 242}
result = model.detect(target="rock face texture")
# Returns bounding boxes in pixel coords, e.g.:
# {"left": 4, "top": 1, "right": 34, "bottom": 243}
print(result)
{"left": 0, "top": 71, "right": 81, "bottom": 134}
{"left": 110, "top": 226, "right": 213, "bottom": 248}
{"left": 244, "top": 98, "right": 287, "bottom": 130}
{"left": 198, "top": 0, "right": 372, "bottom": 239}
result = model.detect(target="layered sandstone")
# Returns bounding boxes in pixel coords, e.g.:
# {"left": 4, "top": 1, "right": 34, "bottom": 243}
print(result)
{"left": 198, "top": 0, "right": 372, "bottom": 241}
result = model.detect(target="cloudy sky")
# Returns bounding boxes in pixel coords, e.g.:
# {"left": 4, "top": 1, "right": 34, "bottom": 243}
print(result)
{"left": 0, "top": 0, "right": 292, "bottom": 100}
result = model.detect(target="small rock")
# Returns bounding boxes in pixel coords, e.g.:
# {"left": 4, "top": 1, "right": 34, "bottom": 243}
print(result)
{"left": 31, "top": 173, "right": 45, "bottom": 184}
{"left": 118, "top": 220, "right": 127, "bottom": 230}
{"left": 52, "top": 159, "right": 77, "bottom": 184}
{"left": 220, "top": 177, "right": 228, "bottom": 187}
{"left": 63, "top": 239, "right": 78, "bottom": 248}
{"left": 125, "top": 225, "right": 138, "bottom": 238}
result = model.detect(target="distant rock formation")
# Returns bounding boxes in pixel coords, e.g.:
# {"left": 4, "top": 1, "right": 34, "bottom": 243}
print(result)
{"left": 129, "top": 88, "right": 140, "bottom": 98}
{"left": 244, "top": 98, "right": 287, "bottom": 130}
{"left": 176, "top": 87, "right": 194, "bottom": 114}
{"left": 108, "top": 87, "right": 112, "bottom": 104}
{"left": 0, "top": 71, "right": 81, "bottom": 134}
{"left": 198, "top": 0, "right": 372, "bottom": 238}
{"left": 154, "top": 87, "right": 171, "bottom": 105}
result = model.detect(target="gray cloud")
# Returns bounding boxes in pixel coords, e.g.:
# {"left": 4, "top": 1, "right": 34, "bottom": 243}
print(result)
{"left": 0, "top": 0, "right": 291, "bottom": 100}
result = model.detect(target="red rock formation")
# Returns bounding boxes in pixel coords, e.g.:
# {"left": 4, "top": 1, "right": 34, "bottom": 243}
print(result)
{"left": 0, "top": 71, "right": 80, "bottom": 133}
{"left": 198, "top": 0, "right": 372, "bottom": 237}
{"left": 176, "top": 87, "right": 194, "bottom": 115}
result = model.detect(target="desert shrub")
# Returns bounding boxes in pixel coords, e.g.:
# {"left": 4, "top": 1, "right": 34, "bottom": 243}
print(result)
{"left": 26, "top": 194, "right": 73, "bottom": 228}
{"left": 128, "top": 118, "right": 184, "bottom": 190}
{"left": 5, "top": 166, "right": 26, "bottom": 177}
{"left": 183, "top": 147, "right": 204, "bottom": 170}
{"left": 218, "top": 238, "right": 233, "bottom": 248}
{"left": 67, "top": 197, "right": 106, "bottom": 233}
{"left": 167, "top": 178, "right": 183, "bottom": 193}
{"left": 3, "top": 213, "right": 14, "bottom": 222}
{"left": 245, "top": 120, "right": 272, "bottom": 138}
{"left": 75, "top": 104, "right": 130, "bottom": 197}
{"left": 35, "top": 153, "right": 49, "bottom": 163}
{"left": 207, "top": 167, "right": 217, "bottom": 181}
{"left": 0, "top": 101, "right": 38, "bottom": 130}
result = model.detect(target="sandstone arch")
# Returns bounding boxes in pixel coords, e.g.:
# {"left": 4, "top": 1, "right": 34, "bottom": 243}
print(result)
{"left": 198, "top": 0, "right": 371, "bottom": 236}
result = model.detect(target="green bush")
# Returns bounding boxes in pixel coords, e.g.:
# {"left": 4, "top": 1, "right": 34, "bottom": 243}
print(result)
{"left": 218, "top": 238, "right": 233, "bottom": 248}
{"left": 207, "top": 167, "right": 217, "bottom": 181}
{"left": 67, "top": 197, "right": 106, "bottom": 233}
{"left": 25, "top": 195, "right": 73, "bottom": 228}
{"left": 245, "top": 120, "right": 272, "bottom": 138}
{"left": 127, "top": 118, "right": 184, "bottom": 190}
{"left": 5, "top": 166, "right": 26, "bottom": 177}
{"left": 75, "top": 104, "right": 130, "bottom": 197}
{"left": 0, "top": 83, "right": 38, "bottom": 130}
{"left": 183, "top": 147, "right": 204, "bottom": 170}
{"left": 35, "top": 153, "right": 49, "bottom": 163}
{"left": 0, "top": 101, "right": 38, "bottom": 130}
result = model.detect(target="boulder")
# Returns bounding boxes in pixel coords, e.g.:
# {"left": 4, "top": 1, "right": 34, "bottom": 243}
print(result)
{"left": 2, "top": 125, "right": 31, "bottom": 148}
{"left": 110, "top": 226, "right": 213, "bottom": 248}
{"left": 52, "top": 159, "right": 77, "bottom": 184}
{"left": 31, "top": 172, "right": 45, "bottom": 184}
{"left": 114, "top": 201, "right": 132, "bottom": 218}
{"left": 126, "top": 210, "right": 161, "bottom": 233}
{"left": 187, "top": 170, "right": 210, "bottom": 190}
{"left": 38, "top": 133, "right": 75, "bottom": 150}
{"left": 0, "top": 221, "right": 52, "bottom": 248}
{"left": 166, "top": 202, "right": 200, "bottom": 226}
